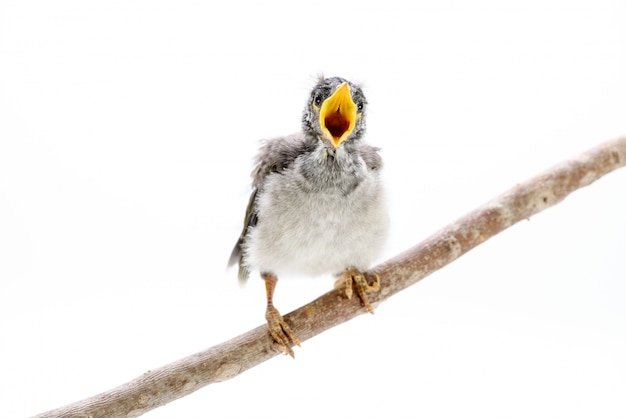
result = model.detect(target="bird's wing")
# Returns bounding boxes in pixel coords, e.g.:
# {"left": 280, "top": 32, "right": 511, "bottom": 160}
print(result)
{"left": 227, "top": 187, "right": 258, "bottom": 284}
{"left": 358, "top": 144, "right": 383, "bottom": 171}
{"left": 251, "top": 132, "right": 314, "bottom": 188}
{"left": 228, "top": 133, "right": 314, "bottom": 284}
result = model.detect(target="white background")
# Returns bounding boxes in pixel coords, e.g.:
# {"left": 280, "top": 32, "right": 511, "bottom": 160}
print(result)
{"left": 1, "top": 0, "right": 625, "bottom": 416}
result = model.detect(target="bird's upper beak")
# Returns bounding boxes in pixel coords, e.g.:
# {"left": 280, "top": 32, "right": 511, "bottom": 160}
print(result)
{"left": 319, "top": 83, "right": 357, "bottom": 148}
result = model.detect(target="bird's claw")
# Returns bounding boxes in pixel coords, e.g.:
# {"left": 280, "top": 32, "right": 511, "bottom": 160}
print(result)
{"left": 334, "top": 268, "right": 380, "bottom": 313}
{"left": 265, "top": 305, "right": 301, "bottom": 357}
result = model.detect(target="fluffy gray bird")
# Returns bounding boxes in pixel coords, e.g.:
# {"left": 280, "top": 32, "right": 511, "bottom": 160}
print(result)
{"left": 228, "top": 76, "right": 388, "bottom": 357}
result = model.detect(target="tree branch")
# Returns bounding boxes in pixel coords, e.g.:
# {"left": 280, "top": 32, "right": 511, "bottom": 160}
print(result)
{"left": 34, "top": 136, "right": 626, "bottom": 418}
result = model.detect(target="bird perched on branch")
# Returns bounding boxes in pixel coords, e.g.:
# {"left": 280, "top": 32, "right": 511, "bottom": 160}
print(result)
{"left": 228, "top": 76, "right": 388, "bottom": 357}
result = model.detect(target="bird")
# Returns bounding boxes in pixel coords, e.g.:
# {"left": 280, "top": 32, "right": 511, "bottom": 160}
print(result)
{"left": 228, "top": 76, "right": 388, "bottom": 357}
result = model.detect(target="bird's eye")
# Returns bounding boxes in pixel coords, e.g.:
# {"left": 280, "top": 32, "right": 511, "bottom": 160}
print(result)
{"left": 357, "top": 102, "right": 364, "bottom": 112}
{"left": 313, "top": 94, "right": 323, "bottom": 107}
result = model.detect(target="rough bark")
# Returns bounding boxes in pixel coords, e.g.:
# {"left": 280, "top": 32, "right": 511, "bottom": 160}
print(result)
{"left": 34, "top": 135, "right": 626, "bottom": 418}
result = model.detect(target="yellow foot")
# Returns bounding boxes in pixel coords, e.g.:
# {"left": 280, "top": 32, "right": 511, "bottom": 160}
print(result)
{"left": 334, "top": 268, "right": 381, "bottom": 313}
{"left": 265, "top": 305, "right": 301, "bottom": 357}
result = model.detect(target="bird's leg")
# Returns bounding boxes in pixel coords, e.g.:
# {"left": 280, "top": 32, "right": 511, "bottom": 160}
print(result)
{"left": 334, "top": 267, "right": 380, "bottom": 313}
{"left": 263, "top": 272, "right": 301, "bottom": 357}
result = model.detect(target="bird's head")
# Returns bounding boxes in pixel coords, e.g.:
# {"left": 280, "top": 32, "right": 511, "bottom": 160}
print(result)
{"left": 302, "top": 76, "right": 367, "bottom": 149}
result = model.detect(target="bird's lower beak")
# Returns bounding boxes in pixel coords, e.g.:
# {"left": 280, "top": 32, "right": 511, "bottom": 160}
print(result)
{"left": 319, "top": 83, "right": 357, "bottom": 148}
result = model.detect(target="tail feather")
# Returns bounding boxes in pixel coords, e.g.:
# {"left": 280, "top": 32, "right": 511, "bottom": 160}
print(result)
{"left": 227, "top": 238, "right": 250, "bottom": 285}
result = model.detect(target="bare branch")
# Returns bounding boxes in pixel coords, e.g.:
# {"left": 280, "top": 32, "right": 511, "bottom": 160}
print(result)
{"left": 34, "top": 136, "right": 626, "bottom": 418}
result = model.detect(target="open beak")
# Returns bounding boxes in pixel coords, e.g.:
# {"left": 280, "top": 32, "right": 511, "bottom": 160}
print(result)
{"left": 319, "top": 83, "right": 357, "bottom": 148}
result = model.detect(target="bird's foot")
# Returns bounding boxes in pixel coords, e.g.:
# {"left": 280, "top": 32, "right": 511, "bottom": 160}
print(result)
{"left": 334, "top": 268, "right": 380, "bottom": 313}
{"left": 265, "top": 305, "right": 301, "bottom": 358}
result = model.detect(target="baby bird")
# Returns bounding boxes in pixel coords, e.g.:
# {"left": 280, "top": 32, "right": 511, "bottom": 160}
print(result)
{"left": 229, "top": 76, "right": 388, "bottom": 357}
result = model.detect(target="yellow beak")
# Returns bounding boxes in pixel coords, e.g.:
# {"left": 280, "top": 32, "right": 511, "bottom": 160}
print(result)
{"left": 319, "top": 83, "right": 357, "bottom": 148}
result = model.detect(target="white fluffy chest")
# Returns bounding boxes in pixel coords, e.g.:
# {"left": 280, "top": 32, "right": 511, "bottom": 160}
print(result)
{"left": 244, "top": 166, "right": 387, "bottom": 277}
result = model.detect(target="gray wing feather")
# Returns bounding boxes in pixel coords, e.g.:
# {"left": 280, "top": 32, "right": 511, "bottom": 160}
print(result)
{"left": 228, "top": 133, "right": 315, "bottom": 284}
{"left": 251, "top": 132, "right": 315, "bottom": 188}
{"left": 358, "top": 144, "right": 383, "bottom": 171}
{"left": 227, "top": 188, "right": 258, "bottom": 284}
